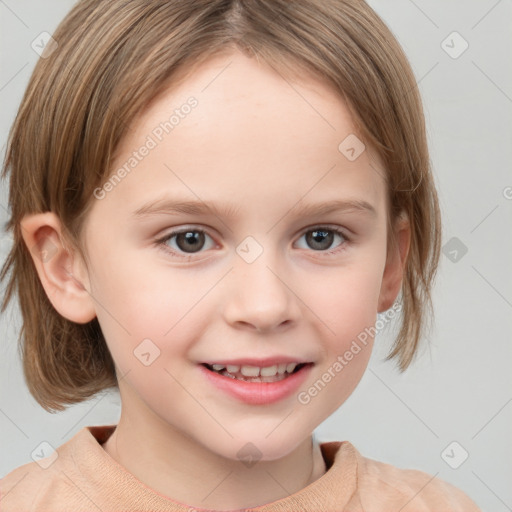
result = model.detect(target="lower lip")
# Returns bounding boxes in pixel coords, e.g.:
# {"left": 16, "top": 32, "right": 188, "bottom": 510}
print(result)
{"left": 199, "top": 364, "right": 314, "bottom": 405}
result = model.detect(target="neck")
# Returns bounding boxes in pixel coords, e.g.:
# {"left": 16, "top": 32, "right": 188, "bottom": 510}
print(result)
{"left": 102, "top": 412, "right": 326, "bottom": 510}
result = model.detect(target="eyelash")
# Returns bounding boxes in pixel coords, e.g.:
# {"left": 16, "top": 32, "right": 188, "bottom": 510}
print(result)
{"left": 154, "top": 225, "right": 351, "bottom": 259}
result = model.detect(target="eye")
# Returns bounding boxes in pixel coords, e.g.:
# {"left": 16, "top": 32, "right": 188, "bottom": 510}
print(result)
{"left": 156, "top": 228, "right": 215, "bottom": 257}
{"left": 295, "top": 226, "right": 349, "bottom": 254}
{"left": 155, "top": 225, "right": 350, "bottom": 259}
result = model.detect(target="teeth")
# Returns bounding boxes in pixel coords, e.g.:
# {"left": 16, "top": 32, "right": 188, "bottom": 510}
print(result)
{"left": 208, "top": 362, "right": 302, "bottom": 377}
{"left": 241, "top": 365, "right": 261, "bottom": 377}
{"left": 286, "top": 363, "right": 298, "bottom": 373}
{"left": 260, "top": 365, "right": 278, "bottom": 377}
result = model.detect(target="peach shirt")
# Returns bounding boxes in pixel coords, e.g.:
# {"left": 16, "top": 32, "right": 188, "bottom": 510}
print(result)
{"left": 0, "top": 424, "right": 481, "bottom": 511}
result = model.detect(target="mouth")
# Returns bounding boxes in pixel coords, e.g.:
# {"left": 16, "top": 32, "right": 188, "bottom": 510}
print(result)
{"left": 200, "top": 362, "right": 312, "bottom": 383}
{"left": 199, "top": 360, "right": 315, "bottom": 405}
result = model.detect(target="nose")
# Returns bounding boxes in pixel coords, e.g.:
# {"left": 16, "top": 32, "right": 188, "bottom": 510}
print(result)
{"left": 222, "top": 249, "right": 301, "bottom": 333}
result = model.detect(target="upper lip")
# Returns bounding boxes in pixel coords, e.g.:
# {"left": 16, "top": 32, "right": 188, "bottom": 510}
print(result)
{"left": 200, "top": 357, "right": 314, "bottom": 367}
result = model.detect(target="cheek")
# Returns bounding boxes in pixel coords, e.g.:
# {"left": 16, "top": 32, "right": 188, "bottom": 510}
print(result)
{"left": 88, "top": 251, "right": 200, "bottom": 371}
{"left": 285, "top": 263, "right": 384, "bottom": 418}
{"left": 305, "top": 260, "right": 384, "bottom": 341}
{"left": 300, "top": 269, "right": 381, "bottom": 409}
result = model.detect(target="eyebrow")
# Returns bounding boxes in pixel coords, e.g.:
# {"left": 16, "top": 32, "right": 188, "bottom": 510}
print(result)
{"left": 131, "top": 196, "right": 377, "bottom": 220}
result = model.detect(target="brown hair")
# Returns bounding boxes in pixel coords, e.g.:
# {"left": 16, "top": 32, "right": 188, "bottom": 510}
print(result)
{"left": 1, "top": 0, "right": 441, "bottom": 412}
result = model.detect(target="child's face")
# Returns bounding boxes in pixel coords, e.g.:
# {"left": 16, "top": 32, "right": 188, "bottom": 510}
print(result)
{"left": 75, "top": 50, "right": 404, "bottom": 460}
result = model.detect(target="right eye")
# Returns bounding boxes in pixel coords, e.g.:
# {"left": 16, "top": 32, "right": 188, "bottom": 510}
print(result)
{"left": 155, "top": 227, "right": 216, "bottom": 257}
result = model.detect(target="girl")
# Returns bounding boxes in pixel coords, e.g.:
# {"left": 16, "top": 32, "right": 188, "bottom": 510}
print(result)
{"left": 0, "top": 0, "right": 481, "bottom": 510}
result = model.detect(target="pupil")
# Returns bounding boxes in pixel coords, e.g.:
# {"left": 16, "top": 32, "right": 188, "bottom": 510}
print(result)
{"left": 308, "top": 230, "right": 333, "bottom": 250}
{"left": 177, "top": 231, "right": 204, "bottom": 253}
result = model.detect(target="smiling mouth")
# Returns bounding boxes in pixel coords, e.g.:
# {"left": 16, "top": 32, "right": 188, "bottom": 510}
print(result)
{"left": 201, "top": 362, "right": 311, "bottom": 383}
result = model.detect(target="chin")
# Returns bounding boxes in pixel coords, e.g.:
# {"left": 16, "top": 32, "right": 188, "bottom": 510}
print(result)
{"left": 206, "top": 430, "right": 307, "bottom": 464}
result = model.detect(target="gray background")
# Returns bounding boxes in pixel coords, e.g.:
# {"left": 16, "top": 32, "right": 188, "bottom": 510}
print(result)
{"left": 1, "top": 1, "right": 511, "bottom": 510}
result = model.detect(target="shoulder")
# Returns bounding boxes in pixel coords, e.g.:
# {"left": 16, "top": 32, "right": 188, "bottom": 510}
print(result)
{"left": 0, "top": 426, "right": 107, "bottom": 511}
{"left": 347, "top": 444, "right": 481, "bottom": 511}
{"left": 0, "top": 458, "right": 71, "bottom": 511}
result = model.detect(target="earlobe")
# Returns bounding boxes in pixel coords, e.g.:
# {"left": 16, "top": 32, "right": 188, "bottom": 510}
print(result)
{"left": 20, "top": 212, "right": 96, "bottom": 324}
{"left": 377, "top": 213, "right": 411, "bottom": 313}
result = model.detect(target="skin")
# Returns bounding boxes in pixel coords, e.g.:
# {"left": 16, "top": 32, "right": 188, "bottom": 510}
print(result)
{"left": 21, "top": 49, "right": 410, "bottom": 510}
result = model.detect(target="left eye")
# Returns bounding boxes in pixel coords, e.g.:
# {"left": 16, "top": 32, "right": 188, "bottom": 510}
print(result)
{"left": 295, "top": 227, "right": 347, "bottom": 252}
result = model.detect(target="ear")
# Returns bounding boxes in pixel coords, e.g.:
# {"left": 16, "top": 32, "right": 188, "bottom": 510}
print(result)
{"left": 20, "top": 212, "right": 96, "bottom": 324}
{"left": 378, "top": 212, "right": 411, "bottom": 313}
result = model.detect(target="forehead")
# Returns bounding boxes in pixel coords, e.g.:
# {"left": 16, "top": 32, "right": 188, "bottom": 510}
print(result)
{"left": 95, "top": 50, "right": 386, "bottom": 221}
